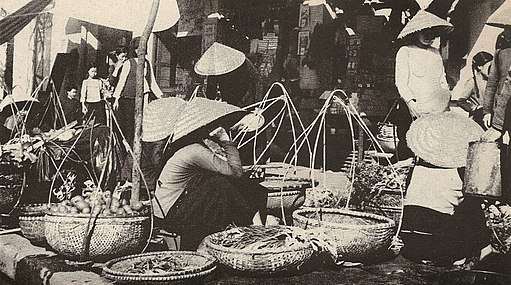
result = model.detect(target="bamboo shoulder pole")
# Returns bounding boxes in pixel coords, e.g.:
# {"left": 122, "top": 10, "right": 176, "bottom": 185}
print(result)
{"left": 132, "top": 0, "right": 160, "bottom": 204}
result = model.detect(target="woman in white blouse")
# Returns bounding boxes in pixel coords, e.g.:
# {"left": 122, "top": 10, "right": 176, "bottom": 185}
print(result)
{"left": 395, "top": 10, "right": 453, "bottom": 118}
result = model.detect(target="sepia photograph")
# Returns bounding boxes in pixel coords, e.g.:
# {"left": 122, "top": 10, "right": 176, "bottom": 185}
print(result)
{"left": 0, "top": 0, "right": 510, "bottom": 284}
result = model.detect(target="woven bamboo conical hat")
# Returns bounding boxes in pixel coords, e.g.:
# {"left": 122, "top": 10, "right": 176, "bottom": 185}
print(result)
{"left": 406, "top": 112, "right": 483, "bottom": 168}
{"left": 194, "top": 42, "right": 246, "bottom": 76}
{"left": 397, "top": 10, "right": 453, "bottom": 39}
{"left": 172, "top": 97, "right": 247, "bottom": 142}
{"left": 142, "top": 97, "right": 187, "bottom": 142}
{"left": 487, "top": 2, "right": 511, "bottom": 28}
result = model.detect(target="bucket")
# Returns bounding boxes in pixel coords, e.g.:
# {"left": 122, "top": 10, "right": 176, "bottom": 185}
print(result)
{"left": 463, "top": 141, "right": 501, "bottom": 198}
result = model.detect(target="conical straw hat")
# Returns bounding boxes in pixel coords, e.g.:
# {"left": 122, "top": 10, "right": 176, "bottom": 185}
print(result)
{"left": 406, "top": 112, "right": 483, "bottom": 168}
{"left": 172, "top": 97, "right": 247, "bottom": 142}
{"left": 194, "top": 42, "right": 246, "bottom": 76}
{"left": 397, "top": 10, "right": 453, "bottom": 39}
{"left": 142, "top": 97, "right": 187, "bottom": 142}
{"left": 487, "top": 2, "right": 511, "bottom": 28}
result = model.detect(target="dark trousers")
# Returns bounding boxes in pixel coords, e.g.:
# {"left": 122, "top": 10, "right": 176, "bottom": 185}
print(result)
{"left": 116, "top": 98, "right": 135, "bottom": 146}
{"left": 85, "top": 101, "right": 106, "bottom": 125}
{"left": 400, "top": 200, "right": 490, "bottom": 265}
{"left": 161, "top": 172, "right": 268, "bottom": 250}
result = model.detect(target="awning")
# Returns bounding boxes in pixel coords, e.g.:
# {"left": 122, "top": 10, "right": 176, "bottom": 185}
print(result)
{"left": 54, "top": 0, "right": 180, "bottom": 36}
{"left": 0, "top": 0, "right": 53, "bottom": 45}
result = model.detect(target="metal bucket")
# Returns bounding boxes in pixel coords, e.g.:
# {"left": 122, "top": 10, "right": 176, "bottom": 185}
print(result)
{"left": 463, "top": 141, "right": 501, "bottom": 198}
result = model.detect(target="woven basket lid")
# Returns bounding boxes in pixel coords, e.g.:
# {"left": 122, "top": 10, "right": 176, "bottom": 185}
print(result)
{"left": 194, "top": 42, "right": 246, "bottom": 76}
{"left": 142, "top": 97, "right": 187, "bottom": 142}
{"left": 406, "top": 112, "right": 483, "bottom": 168}
{"left": 397, "top": 10, "right": 453, "bottom": 39}
{"left": 487, "top": 2, "right": 511, "bottom": 28}
{"left": 172, "top": 97, "right": 247, "bottom": 142}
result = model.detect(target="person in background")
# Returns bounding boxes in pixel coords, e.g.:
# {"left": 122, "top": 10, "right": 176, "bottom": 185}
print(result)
{"left": 80, "top": 64, "right": 106, "bottom": 125}
{"left": 108, "top": 46, "right": 128, "bottom": 90}
{"left": 112, "top": 37, "right": 163, "bottom": 146}
{"left": 153, "top": 98, "right": 268, "bottom": 250}
{"left": 454, "top": 51, "right": 494, "bottom": 128}
{"left": 60, "top": 85, "right": 81, "bottom": 126}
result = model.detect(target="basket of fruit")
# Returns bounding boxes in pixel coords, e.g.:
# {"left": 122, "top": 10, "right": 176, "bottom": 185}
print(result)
{"left": 17, "top": 203, "right": 49, "bottom": 246}
{"left": 261, "top": 176, "right": 317, "bottom": 211}
{"left": 292, "top": 208, "right": 396, "bottom": 261}
{"left": 102, "top": 251, "right": 216, "bottom": 283}
{"left": 44, "top": 191, "right": 151, "bottom": 262}
{"left": 0, "top": 160, "right": 25, "bottom": 214}
{"left": 202, "top": 225, "right": 326, "bottom": 273}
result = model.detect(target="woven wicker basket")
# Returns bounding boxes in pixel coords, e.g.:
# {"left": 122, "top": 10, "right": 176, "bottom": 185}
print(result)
{"left": 364, "top": 205, "right": 402, "bottom": 225}
{"left": 18, "top": 204, "right": 49, "bottom": 246}
{"left": 203, "top": 228, "right": 314, "bottom": 273}
{"left": 292, "top": 208, "right": 396, "bottom": 261}
{"left": 267, "top": 190, "right": 306, "bottom": 211}
{"left": 0, "top": 161, "right": 24, "bottom": 214}
{"left": 103, "top": 251, "right": 216, "bottom": 283}
{"left": 44, "top": 212, "right": 150, "bottom": 262}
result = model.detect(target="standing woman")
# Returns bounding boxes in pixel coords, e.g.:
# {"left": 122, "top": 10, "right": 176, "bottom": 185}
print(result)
{"left": 395, "top": 10, "right": 453, "bottom": 117}
{"left": 393, "top": 10, "right": 453, "bottom": 161}
{"left": 80, "top": 64, "right": 106, "bottom": 125}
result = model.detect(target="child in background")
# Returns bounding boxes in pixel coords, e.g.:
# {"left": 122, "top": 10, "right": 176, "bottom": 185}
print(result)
{"left": 81, "top": 64, "right": 106, "bottom": 125}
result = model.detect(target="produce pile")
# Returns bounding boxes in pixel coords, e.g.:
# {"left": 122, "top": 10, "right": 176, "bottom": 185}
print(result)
{"left": 48, "top": 190, "right": 146, "bottom": 216}
{"left": 483, "top": 201, "right": 511, "bottom": 254}
{"left": 208, "top": 225, "right": 337, "bottom": 259}
{"left": 125, "top": 255, "right": 195, "bottom": 274}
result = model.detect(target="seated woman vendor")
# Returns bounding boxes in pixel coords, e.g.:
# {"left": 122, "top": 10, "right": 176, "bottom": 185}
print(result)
{"left": 148, "top": 97, "right": 268, "bottom": 250}
{"left": 400, "top": 112, "right": 493, "bottom": 268}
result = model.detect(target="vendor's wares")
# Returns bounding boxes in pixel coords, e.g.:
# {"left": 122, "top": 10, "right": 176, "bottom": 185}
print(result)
{"left": 102, "top": 251, "right": 216, "bottom": 283}
{"left": 293, "top": 208, "right": 395, "bottom": 261}
{"left": 17, "top": 203, "right": 48, "bottom": 246}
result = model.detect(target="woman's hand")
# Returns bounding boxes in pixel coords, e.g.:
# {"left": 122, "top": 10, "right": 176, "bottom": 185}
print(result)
{"left": 481, "top": 127, "right": 502, "bottom": 142}
{"left": 209, "top": 127, "right": 230, "bottom": 142}
{"left": 82, "top": 104, "right": 88, "bottom": 114}
{"left": 113, "top": 98, "right": 119, "bottom": 111}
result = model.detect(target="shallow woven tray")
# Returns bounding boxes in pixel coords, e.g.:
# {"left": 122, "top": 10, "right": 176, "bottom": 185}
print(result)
{"left": 103, "top": 251, "right": 216, "bottom": 282}
{"left": 44, "top": 212, "right": 150, "bottom": 261}
{"left": 203, "top": 226, "right": 314, "bottom": 273}
{"left": 260, "top": 176, "right": 316, "bottom": 192}
{"left": 293, "top": 208, "right": 396, "bottom": 261}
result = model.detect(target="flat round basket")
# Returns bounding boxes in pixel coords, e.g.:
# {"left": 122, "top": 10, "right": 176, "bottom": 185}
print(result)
{"left": 292, "top": 208, "right": 396, "bottom": 261}
{"left": 267, "top": 190, "right": 305, "bottom": 211}
{"left": 17, "top": 203, "right": 49, "bottom": 246}
{"left": 203, "top": 226, "right": 314, "bottom": 273}
{"left": 260, "top": 176, "right": 316, "bottom": 191}
{"left": 103, "top": 251, "right": 216, "bottom": 283}
{"left": 44, "top": 212, "right": 150, "bottom": 262}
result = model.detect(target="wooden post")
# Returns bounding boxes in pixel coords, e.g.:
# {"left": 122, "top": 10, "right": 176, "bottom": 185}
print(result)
{"left": 132, "top": 0, "right": 160, "bottom": 204}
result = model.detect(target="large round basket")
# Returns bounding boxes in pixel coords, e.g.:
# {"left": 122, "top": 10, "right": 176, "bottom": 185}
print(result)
{"left": 0, "top": 161, "right": 25, "bottom": 214}
{"left": 261, "top": 177, "right": 316, "bottom": 211}
{"left": 102, "top": 251, "right": 216, "bottom": 283}
{"left": 44, "top": 212, "right": 150, "bottom": 262}
{"left": 292, "top": 208, "right": 396, "bottom": 261}
{"left": 202, "top": 227, "right": 314, "bottom": 273}
{"left": 17, "top": 204, "right": 49, "bottom": 246}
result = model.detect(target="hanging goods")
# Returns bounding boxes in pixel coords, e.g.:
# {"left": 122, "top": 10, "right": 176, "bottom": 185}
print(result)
{"left": 463, "top": 141, "right": 502, "bottom": 198}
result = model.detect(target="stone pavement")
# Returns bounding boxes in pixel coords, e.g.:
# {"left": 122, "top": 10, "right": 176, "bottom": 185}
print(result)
{"left": 0, "top": 232, "right": 509, "bottom": 285}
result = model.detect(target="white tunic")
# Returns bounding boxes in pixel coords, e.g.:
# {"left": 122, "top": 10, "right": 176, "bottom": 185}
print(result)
{"left": 395, "top": 45, "right": 451, "bottom": 115}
